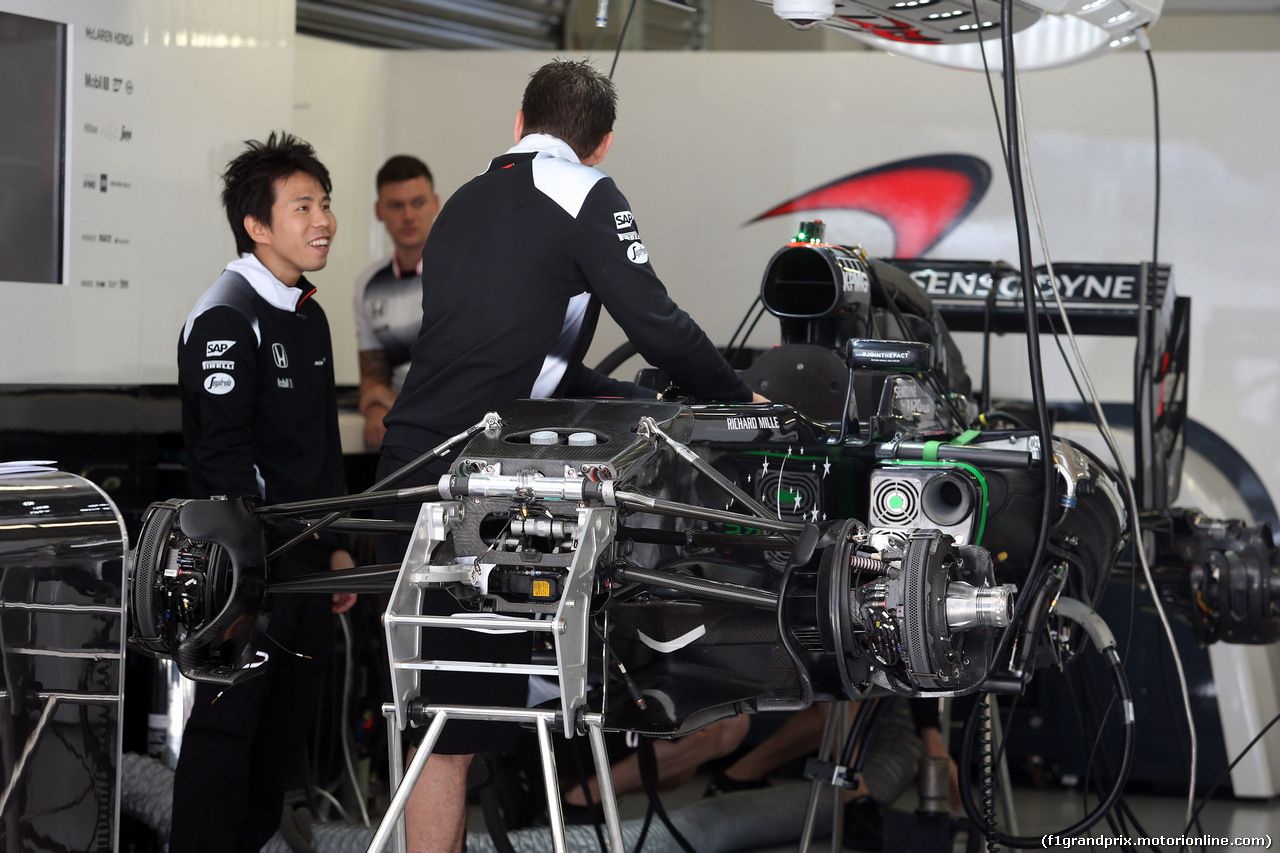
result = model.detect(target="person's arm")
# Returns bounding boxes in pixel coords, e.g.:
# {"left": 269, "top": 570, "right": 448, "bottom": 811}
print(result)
{"left": 179, "top": 307, "right": 261, "bottom": 499}
{"left": 575, "top": 179, "right": 752, "bottom": 403}
{"left": 329, "top": 547, "right": 358, "bottom": 614}
{"left": 358, "top": 349, "right": 397, "bottom": 449}
{"left": 562, "top": 364, "right": 658, "bottom": 400}
{"left": 353, "top": 265, "right": 399, "bottom": 449}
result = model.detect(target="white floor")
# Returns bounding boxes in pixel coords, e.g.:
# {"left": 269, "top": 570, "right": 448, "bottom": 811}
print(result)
{"left": 516, "top": 773, "right": 1280, "bottom": 853}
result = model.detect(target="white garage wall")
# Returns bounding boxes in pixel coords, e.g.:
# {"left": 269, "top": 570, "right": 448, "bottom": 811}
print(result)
{"left": 313, "top": 47, "right": 1280, "bottom": 505}
{"left": 0, "top": 0, "right": 295, "bottom": 383}
{"left": 2, "top": 8, "right": 1277, "bottom": 510}
{"left": 291, "top": 35, "right": 388, "bottom": 387}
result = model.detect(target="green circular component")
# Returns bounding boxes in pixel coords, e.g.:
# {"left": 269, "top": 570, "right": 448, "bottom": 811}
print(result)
{"left": 888, "top": 493, "right": 905, "bottom": 511}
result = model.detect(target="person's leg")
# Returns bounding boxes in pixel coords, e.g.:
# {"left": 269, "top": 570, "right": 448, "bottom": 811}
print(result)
{"left": 564, "top": 714, "right": 750, "bottom": 805}
{"left": 719, "top": 703, "right": 834, "bottom": 784}
{"left": 404, "top": 749, "right": 472, "bottom": 853}
{"left": 170, "top": 641, "right": 292, "bottom": 853}
{"left": 709, "top": 702, "right": 872, "bottom": 799}
{"left": 378, "top": 444, "right": 528, "bottom": 852}
{"left": 169, "top": 680, "right": 264, "bottom": 853}
{"left": 236, "top": 571, "right": 332, "bottom": 851}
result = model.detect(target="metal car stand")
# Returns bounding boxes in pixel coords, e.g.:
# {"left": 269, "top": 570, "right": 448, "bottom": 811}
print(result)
{"left": 797, "top": 701, "right": 858, "bottom": 853}
{"left": 793, "top": 696, "right": 1019, "bottom": 853}
{"left": 365, "top": 500, "right": 627, "bottom": 853}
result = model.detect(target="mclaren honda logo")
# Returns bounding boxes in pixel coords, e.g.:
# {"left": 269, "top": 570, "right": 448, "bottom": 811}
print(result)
{"left": 749, "top": 154, "right": 992, "bottom": 259}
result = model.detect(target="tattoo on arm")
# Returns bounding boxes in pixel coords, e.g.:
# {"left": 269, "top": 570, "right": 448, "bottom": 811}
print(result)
{"left": 358, "top": 350, "right": 396, "bottom": 413}
{"left": 359, "top": 349, "right": 392, "bottom": 384}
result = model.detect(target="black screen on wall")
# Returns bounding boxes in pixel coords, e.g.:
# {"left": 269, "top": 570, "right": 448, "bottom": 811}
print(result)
{"left": 0, "top": 11, "right": 65, "bottom": 284}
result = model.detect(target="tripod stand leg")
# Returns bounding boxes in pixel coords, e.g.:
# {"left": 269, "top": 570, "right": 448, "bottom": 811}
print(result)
{"left": 382, "top": 704, "right": 406, "bottom": 853}
{"left": 829, "top": 703, "right": 849, "bottom": 853}
{"left": 366, "top": 710, "right": 450, "bottom": 853}
{"left": 800, "top": 701, "right": 847, "bottom": 853}
{"left": 587, "top": 715, "right": 627, "bottom": 853}
{"left": 535, "top": 714, "right": 569, "bottom": 853}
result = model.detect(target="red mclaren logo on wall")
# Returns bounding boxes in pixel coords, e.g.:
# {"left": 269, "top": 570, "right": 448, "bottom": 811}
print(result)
{"left": 749, "top": 154, "right": 992, "bottom": 258}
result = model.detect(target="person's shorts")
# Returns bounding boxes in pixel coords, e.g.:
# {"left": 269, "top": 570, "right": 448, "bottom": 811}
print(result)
{"left": 376, "top": 443, "right": 532, "bottom": 755}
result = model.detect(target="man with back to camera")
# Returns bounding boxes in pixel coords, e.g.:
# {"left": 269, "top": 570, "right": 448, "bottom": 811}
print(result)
{"left": 376, "top": 59, "right": 765, "bottom": 853}
{"left": 173, "top": 131, "right": 357, "bottom": 853}
{"left": 353, "top": 155, "right": 440, "bottom": 449}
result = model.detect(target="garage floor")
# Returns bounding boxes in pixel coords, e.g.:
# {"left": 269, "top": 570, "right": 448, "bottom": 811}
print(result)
{"left": 458, "top": 769, "right": 1280, "bottom": 853}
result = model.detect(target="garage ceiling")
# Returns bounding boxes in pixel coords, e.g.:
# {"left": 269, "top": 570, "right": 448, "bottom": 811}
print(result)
{"left": 295, "top": 0, "right": 1279, "bottom": 51}
{"left": 1164, "top": 0, "right": 1280, "bottom": 10}
{"left": 296, "top": 0, "right": 709, "bottom": 50}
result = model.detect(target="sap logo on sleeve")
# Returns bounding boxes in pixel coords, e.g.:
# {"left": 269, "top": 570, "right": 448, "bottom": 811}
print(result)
{"left": 206, "top": 340, "right": 236, "bottom": 357}
{"left": 627, "top": 243, "right": 648, "bottom": 265}
{"left": 203, "top": 373, "right": 235, "bottom": 395}
{"left": 613, "top": 211, "right": 634, "bottom": 230}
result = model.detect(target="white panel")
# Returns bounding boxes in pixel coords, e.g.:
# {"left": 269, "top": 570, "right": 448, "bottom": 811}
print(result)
{"left": 1209, "top": 643, "right": 1280, "bottom": 797}
{"left": 0, "top": 0, "right": 294, "bottom": 384}
{"left": 292, "top": 34, "right": 388, "bottom": 387}
{"left": 4, "top": 33, "right": 1280, "bottom": 526}
{"left": 371, "top": 48, "right": 1280, "bottom": 509}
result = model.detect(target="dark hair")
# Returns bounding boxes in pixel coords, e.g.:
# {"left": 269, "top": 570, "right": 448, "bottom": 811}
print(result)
{"left": 520, "top": 59, "right": 616, "bottom": 162}
{"left": 221, "top": 131, "right": 332, "bottom": 255}
{"left": 376, "top": 155, "right": 433, "bottom": 191}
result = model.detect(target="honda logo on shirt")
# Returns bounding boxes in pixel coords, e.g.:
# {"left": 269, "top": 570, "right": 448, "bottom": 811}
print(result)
{"left": 272, "top": 343, "right": 288, "bottom": 369}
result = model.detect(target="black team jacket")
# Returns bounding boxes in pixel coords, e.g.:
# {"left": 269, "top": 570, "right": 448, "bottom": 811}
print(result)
{"left": 383, "top": 133, "right": 752, "bottom": 453}
{"left": 178, "top": 255, "right": 346, "bottom": 559}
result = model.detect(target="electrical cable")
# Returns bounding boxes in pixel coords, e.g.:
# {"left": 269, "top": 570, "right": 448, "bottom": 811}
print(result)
{"left": 981, "top": 0, "right": 1056, "bottom": 689}
{"left": 1018, "top": 289, "right": 1152, "bottom": 835}
{"left": 609, "top": 0, "right": 639, "bottom": 79}
{"left": 976, "top": 697, "right": 999, "bottom": 853}
{"left": 1155, "top": 614, "right": 1206, "bottom": 843}
{"left": 337, "top": 612, "right": 372, "bottom": 827}
{"left": 1070, "top": 655, "right": 1136, "bottom": 843}
{"left": 312, "top": 785, "right": 352, "bottom": 824}
{"left": 1141, "top": 28, "right": 1161, "bottom": 324}
{"left": 850, "top": 700, "right": 894, "bottom": 777}
{"left": 636, "top": 737, "right": 698, "bottom": 853}
{"left": 721, "top": 296, "right": 763, "bottom": 365}
{"left": 961, "top": 599, "right": 1134, "bottom": 848}
{"left": 1183, "top": 708, "right": 1280, "bottom": 835}
{"left": 963, "top": 26, "right": 1165, "bottom": 831}
{"left": 725, "top": 300, "right": 769, "bottom": 369}
{"left": 970, "top": 0, "right": 1009, "bottom": 168}
{"left": 1009, "top": 53, "right": 1197, "bottom": 827}
{"left": 838, "top": 698, "right": 880, "bottom": 768}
